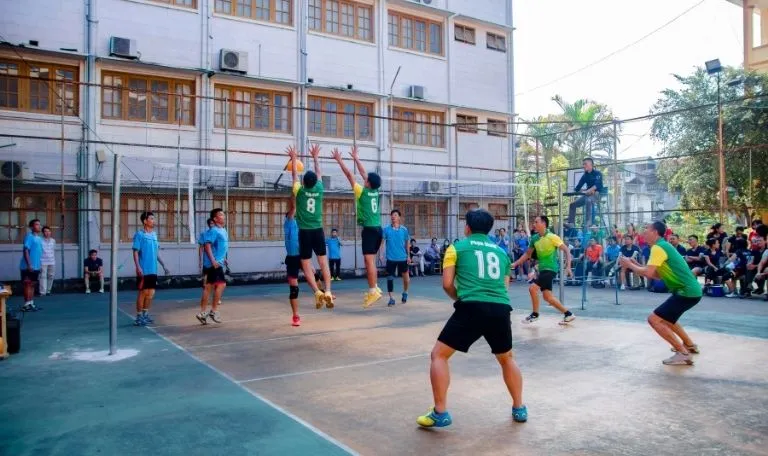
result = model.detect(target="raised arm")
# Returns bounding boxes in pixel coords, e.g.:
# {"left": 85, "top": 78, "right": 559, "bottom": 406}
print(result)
{"left": 287, "top": 194, "right": 296, "bottom": 219}
{"left": 332, "top": 148, "right": 356, "bottom": 188}
{"left": 350, "top": 146, "right": 366, "bottom": 177}
{"left": 286, "top": 145, "right": 298, "bottom": 184}
{"left": 309, "top": 143, "right": 322, "bottom": 178}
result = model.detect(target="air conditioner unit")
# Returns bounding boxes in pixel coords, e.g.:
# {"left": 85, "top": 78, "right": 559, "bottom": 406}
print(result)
{"left": 109, "top": 37, "right": 138, "bottom": 59}
{"left": 220, "top": 49, "right": 248, "bottom": 73}
{"left": 411, "top": 0, "right": 433, "bottom": 4}
{"left": 237, "top": 171, "right": 263, "bottom": 188}
{"left": 424, "top": 180, "right": 441, "bottom": 193}
{"left": 322, "top": 175, "right": 332, "bottom": 189}
{"left": 409, "top": 85, "right": 426, "bottom": 100}
{"left": 0, "top": 161, "right": 33, "bottom": 181}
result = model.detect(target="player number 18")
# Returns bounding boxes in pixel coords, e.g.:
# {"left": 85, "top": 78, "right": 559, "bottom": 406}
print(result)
{"left": 474, "top": 251, "right": 501, "bottom": 279}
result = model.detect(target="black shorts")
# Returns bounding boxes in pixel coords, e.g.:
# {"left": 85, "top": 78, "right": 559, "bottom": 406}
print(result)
{"left": 386, "top": 260, "right": 409, "bottom": 278}
{"left": 361, "top": 226, "right": 383, "bottom": 255}
{"left": 534, "top": 270, "right": 556, "bottom": 291}
{"left": 138, "top": 274, "right": 157, "bottom": 290}
{"left": 203, "top": 266, "right": 227, "bottom": 285}
{"left": 438, "top": 301, "right": 513, "bottom": 354}
{"left": 653, "top": 294, "right": 701, "bottom": 324}
{"left": 285, "top": 255, "right": 301, "bottom": 279}
{"left": 21, "top": 269, "right": 40, "bottom": 282}
{"left": 299, "top": 228, "right": 326, "bottom": 260}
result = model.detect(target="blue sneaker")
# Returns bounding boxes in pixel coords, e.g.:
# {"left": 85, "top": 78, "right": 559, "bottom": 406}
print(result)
{"left": 512, "top": 405, "right": 528, "bottom": 423}
{"left": 133, "top": 315, "right": 146, "bottom": 326}
{"left": 402, "top": 292, "right": 408, "bottom": 303}
{"left": 142, "top": 313, "right": 154, "bottom": 324}
{"left": 416, "top": 408, "right": 452, "bottom": 428}
{"left": 388, "top": 297, "right": 396, "bottom": 307}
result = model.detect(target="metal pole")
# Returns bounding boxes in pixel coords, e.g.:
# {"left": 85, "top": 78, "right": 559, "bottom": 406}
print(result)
{"left": 535, "top": 137, "right": 540, "bottom": 211}
{"left": 176, "top": 93, "right": 182, "bottom": 245}
{"left": 60, "top": 94, "right": 66, "bottom": 287}
{"left": 353, "top": 111, "right": 358, "bottom": 271}
{"left": 558, "top": 179, "right": 565, "bottom": 305}
{"left": 224, "top": 97, "right": 229, "bottom": 227}
{"left": 109, "top": 153, "right": 121, "bottom": 356}
{"left": 613, "top": 120, "right": 619, "bottom": 228}
{"left": 717, "top": 73, "right": 725, "bottom": 223}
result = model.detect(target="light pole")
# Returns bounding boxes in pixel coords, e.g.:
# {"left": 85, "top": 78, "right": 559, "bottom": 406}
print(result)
{"left": 705, "top": 59, "right": 725, "bottom": 223}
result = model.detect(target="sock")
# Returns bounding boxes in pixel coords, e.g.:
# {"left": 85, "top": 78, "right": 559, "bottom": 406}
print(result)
{"left": 369, "top": 287, "right": 377, "bottom": 293}
{"left": 531, "top": 312, "right": 539, "bottom": 317}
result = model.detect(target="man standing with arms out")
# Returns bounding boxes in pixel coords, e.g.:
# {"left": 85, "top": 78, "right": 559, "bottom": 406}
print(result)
{"left": 83, "top": 249, "right": 104, "bottom": 294}
{"left": 332, "top": 146, "right": 384, "bottom": 307}
{"left": 19, "top": 219, "right": 43, "bottom": 312}
{"left": 132, "top": 211, "right": 169, "bottom": 326}
{"left": 620, "top": 221, "right": 701, "bottom": 365}
{"left": 288, "top": 144, "right": 334, "bottom": 309}
{"left": 285, "top": 196, "right": 302, "bottom": 327}
{"left": 417, "top": 209, "right": 527, "bottom": 428}
{"left": 512, "top": 216, "right": 576, "bottom": 325}
{"left": 40, "top": 226, "right": 56, "bottom": 296}
{"left": 197, "top": 208, "right": 229, "bottom": 324}
{"left": 198, "top": 218, "right": 214, "bottom": 287}
{"left": 381, "top": 209, "right": 410, "bottom": 307}
{"left": 566, "top": 157, "right": 604, "bottom": 228}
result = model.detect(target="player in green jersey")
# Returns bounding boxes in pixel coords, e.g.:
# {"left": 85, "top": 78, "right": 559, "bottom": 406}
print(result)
{"left": 416, "top": 209, "right": 527, "bottom": 428}
{"left": 332, "top": 146, "right": 384, "bottom": 307}
{"left": 287, "top": 144, "right": 334, "bottom": 309}
{"left": 511, "top": 215, "right": 576, "bottom": 325}
{"left": 619, "top": 221, "right": 702, "bottom": 366}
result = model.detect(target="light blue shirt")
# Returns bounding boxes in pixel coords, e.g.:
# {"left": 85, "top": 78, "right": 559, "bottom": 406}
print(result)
{"left": 19, "top": 233, "right": 43, "bottom": 270}
{"left": 605, "top": 244, "right": 621, "bottom": 261}
{"left": 197, "top": 229, "right": 209, "bottom": 246}
{"left": 383, "top": 224, "right": 410, "bottom": 261}
{"left": 284, "top": 217, "right": 299, "bottom": 257}
{"left": 203, "top": 226, "right": 229, "bottom": 268}
{"left": 132, "top": 230, "right": 160, "bottom": 275}
{"left": 326, "top": 237, "right": 341, "bottom": 260}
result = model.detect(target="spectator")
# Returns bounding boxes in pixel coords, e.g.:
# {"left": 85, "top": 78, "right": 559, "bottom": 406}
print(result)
{"left": 703, "top": 239, "right": 735, "bottom": 293}
{"left": 40, "top": 226, "right": 56, "bottom": 296}
{"left": 409, "top": 239, "right": 425, "bottom": 277}
{"left": 584, "top": 238, "right": 603, "bottom": 283}
{"left": 489, "top": 229, "right": 500, "bottom": 244}
{"left": 669, "top": 234, "right": 686, "bottom": 255}
{"left": 618, "top": 235, "right": 641, "bottom": 290}
{"left": 743, "top": 235, "right": 766, "bottom": 297}
{"left": 566, "top": 157, "right": 604, "bottom": 227}
{"left": 495, "top": 228, "right": 509, "bottom": 253}
{"left": 513, "top": 227, "right": 530, "bottom": 280}
{"left": 748, "top": 219, "right": 762, "bottom": 243}
{"left": 19, "top": 219, "right": 43, "bottom": 312}
{"left": 707, "top": 223, "right": 728, "bottom": 251}
{"left": 611, "top": 225, "right": 622, "bottom": 241}
{"left": 570, "top": 238, "right": 585, "bottom": 283}
{"left": 327, "top": 228, "right": 342, "bottom": 281}
{"left": 604, "top": 237, "right": 621, "bottom": 282}
{"left": 726, "top": 226, "right": 748, "bottom": 255}
{"left": 685, "top": 235, "right": 707, "bottom": 277}
{"left": 424, "top": 238, "right": 441, "bottom": 272}
{"left": 84, "top": 249, "right": 104, "bottom": 294}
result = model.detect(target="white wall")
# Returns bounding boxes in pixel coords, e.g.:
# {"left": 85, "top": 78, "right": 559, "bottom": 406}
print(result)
{"left": 0, "top": 0, "right": 84, "bottom": 52}
{"left": 307, "top": 34, "right": 379, "bottom": 93}
{"left": 450, "top": 0, "right": 511, "bottom": 27}
{"left": 450, "top": 24, "right": 510, "bottom": 112}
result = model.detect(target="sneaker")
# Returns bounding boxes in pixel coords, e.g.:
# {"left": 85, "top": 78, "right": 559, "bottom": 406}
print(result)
{"left": 314, "top": 290, "right": 325, "bottom": 309}
{"left": 402, "top": 292, "right": 408, "bottom": 303}
{"left": 662, "top": 352, "right": 693, "bottom": 365}
{"left": 142, "top": 313, "right": 154, "bottom": 324}
{"left": 324, "top": 292, "right": 335, "bottom": 309}
{"left": 363, "top": 288, "right": 383, "bottom": 308}
{"left": 512, "top": 406, "right": 528, "bottom": 423}
{"left": 620, "top": 285, "right": 626, "bottom": 291}
{"left": 292, "top": 315, "right": 301, "bottom": 327}
{"left": 559, "top": 313, "right": 576, "bottom": 325}
{"left": 134, "top": 315, "right": 146, "bottom": 326}
{"left": 85, "top": 289, "right": 91, "bottom": 294}
{"left": 21, "top": 303, "right": 39, "bottom": 312}
{"left": 416, "top": 408, "right": 452, "bottom": 428}
{"left": 209, "top": 310, "right": 222, "bottom": 323}
{"left": 388, "top": 297, "right": 396, "bottom": 307}
{"left": 522, "top": 313, "right": 539, "bottom": 324}
{"left": 99, "top": 289, "right": 104, "bottom": 293}
{"left": 726, "top": 292, "right": 738, "bottom": 298}
{"left": 196, "top": 311, "right": 209, "bottom": 325}
{"left": 671, "top": 344, "right": 700, "bottom": 354}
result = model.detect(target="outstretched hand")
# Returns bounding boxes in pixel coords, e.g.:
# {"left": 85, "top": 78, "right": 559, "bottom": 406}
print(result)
{"left": 309, "top": 143, "right": 321, "bottom": 158}
{"left": 331, "top": 148, "right": 343, "bottom": 162}
{"left": 349, "top": 146, "right": 359, "bottom": 160}
{"left": 285, "top": 145, "right": 297, "bottom": 160}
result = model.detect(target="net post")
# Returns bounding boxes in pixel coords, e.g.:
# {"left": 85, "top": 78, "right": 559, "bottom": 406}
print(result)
{"left": 558, "top": 179, "right": 565, "bottom": 306}
{"left": 188, "top": 169, "right": 195, "bottom": 244}
{"left": 109, "top": 153, "right": 121, "bottom": 356}
{"left": 224, "top": 97, "right": 229, "bottom": 230}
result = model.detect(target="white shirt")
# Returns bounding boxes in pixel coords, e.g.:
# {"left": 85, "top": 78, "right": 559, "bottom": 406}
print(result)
{"left": 41, "top": 237, "right": 56, "bottom": 265}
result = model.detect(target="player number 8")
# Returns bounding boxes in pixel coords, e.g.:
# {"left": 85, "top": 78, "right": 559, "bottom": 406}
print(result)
{"left": 371, "top": 198, "right": 378, "bottom": 213}
{"left": 307, "top": 198, "right": 316, "bottom": 214}
{"left": 475, "top": 251, "right": 501, "bottom": 279}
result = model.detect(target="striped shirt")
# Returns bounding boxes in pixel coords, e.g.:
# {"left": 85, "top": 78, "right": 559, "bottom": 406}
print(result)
{"left": 41, "top": 237, "right": 56, "bottom": 265}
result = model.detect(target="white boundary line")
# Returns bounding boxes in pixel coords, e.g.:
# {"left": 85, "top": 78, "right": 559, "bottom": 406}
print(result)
{"left": 117, "top": 307, "right": 358, "bottom": 455}
{"left": 184, "top": 329, "right": 339, "bottom": 349}
{"left": 237, "top": 353, "right": 428, "bottom": 384}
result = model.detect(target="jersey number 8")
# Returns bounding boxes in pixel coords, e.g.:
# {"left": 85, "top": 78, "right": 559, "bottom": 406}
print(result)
{"left": 474, "top": 251, "right": 501, "bottom": 279}
{"left": 371, "top": 198, "right": 378, "bottom": 213}
{"left": 306, "top": 198, "right": 316, "bottom": 214}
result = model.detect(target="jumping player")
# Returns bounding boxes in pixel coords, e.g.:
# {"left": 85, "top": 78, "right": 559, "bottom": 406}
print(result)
{"left": 285, "top": 196, "right": 301, "bottom": 327}
{"left": 619, "top": 221, "right": 701, "bottom": 365}
{"left": 197, "top": 207, "right": 229, "bottom": 324}
{"left": 132, "top": 211, "right": 169, "bottom": 326}
{"left": 332, "top": 146, "right": 383, "bottom": 307}
{"left": 511, "top": 215, "right": 575, "bottom": 325}
{"left": 287, "top": 144, "right": 334, "bottom": 309}
{"left": 382, "top": 209, "right": 410, "bottom": 307}
{"left": 417, "top": 209, "right": 527, "bottom": 428}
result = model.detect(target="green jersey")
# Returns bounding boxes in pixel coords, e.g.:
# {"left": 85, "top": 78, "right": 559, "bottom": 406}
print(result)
{"left": 293, "top": 181, "right": 324, "bottom": 230}
{"left": 648, "top": 239, "right": 703, "bottom": 298}
{"left": 354, "top": 183, "right": 380, "bottom": 227}
{"left": 443, "top": 233, "right": 511, "bottom": 306}
{"left": 530, "top": 231, "right": 564, "bottom": 272}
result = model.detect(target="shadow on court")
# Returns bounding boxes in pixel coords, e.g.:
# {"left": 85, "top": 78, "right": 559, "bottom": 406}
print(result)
{"left": 1, "top": 277, "right": 767, "bottom": 455}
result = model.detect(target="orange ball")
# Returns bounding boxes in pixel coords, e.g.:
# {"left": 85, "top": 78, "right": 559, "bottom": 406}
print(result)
{"left": 286, "top": 158, "right": 304, "bottom": 172}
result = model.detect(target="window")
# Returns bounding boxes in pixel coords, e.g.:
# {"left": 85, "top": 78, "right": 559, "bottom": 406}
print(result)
{"left": 100, "top": 193, "right": 188, "bottom": 242}
{"left": 0, "top": 59, "right": 78, "bottom": 115}
{"left": 487, "top": 119, "right": 507, "bottom": 137}
{"left": 393, "top": 107, "right": 444, "bottom": 147}
{"left": 400, "top": 200, "right": 447, "bottom": 239}
{"left": 387, "top": 11, "right": 443, "bottom": 56}
{"left": 488, "top": 203, "right": 509, "bottom": 220}
{"left": 214, "top": 85, "right": 292, "bottom": 133}
{"left": 307, "top": 95, "right": 374, "bottom": 140}
{"left": 487, "top": 32, "right": 507, "bottom": 52}
{"left": 0, "top": 192, "right": 78, "bottom": 244}
{"left": 216, "top": 0, "right": 292, "bottom": 25}
{"left": 101, "top": 72, "right": 194, "bottom": 125}
{"left": 309, "top": 0, "right": 374, "bottom": 42}
{"left": 210, "top": 196, "right": 287, "bottom": 241}
{"left": 324, "top": 198, "right": 355, "bottom": 239}
{"left": 149, "top": 0, "right": 197, "bottom": 7}
{"left": 456, "top": 114, "right": 478, "bottom": 133}
{"left": 455, "top": 24, "right": 475, "bottom": 44}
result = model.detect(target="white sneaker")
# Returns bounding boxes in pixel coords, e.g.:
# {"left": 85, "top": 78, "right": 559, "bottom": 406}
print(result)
{"left": 209, "top": 310, "right": 222, "bottom": 323}
{"left": 85, "top": 289, "right": 91, "bottom": 294}
{"left": 558, "top": 313, "right": 576, "bottom": 325}
{"left": 99, "top": 289, "right": 104, "bottom": 293}
{"left": 196, "top": 311, "right": 209, "bottom": 325}
{"left": 620, "top": 285, "right": 626, "bottom": 291}
{"left": 662, "top": 352, "right": 693, "bottom": 365}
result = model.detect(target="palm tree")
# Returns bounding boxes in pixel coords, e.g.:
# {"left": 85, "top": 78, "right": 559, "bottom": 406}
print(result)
{"left": 551, "top": 95, "right": 619, "bottom": 166}
{"left": 523, "top": 115, "right": 568, "bottom": 207}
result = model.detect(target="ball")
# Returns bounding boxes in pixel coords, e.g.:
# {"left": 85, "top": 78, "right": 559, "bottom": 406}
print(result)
{"left": 285, "top": 158, "right": 304, "bottom": 172}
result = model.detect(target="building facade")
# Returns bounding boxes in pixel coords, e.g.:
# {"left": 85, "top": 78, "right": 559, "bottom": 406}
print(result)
{"left": 730, "top": 0, "right": 768, "bottom": 72}
{"left": 619, "top": 158, "right": 680, "bottom": 227}
{"left": 0, "top": 0, "right": 516, "bottom": 281}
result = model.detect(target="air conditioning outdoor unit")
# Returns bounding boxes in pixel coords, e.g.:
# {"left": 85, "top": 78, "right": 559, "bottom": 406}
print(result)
{"left": 238, "top": 171, "right": 263, "bottom": 188}
{"left": 411, "top": 0, "right": 433, "bottom": 4}
{"left": 0, "top": 161, "right": 33, "bottom": 181}
{"left": 109, "top": 37, "right": 138, "bottom": 59}
{"left": 409, "top": 85, "right": 426, "bottom": 100}
{"left": 424, "top": 180, "right": 441, "bottom": 193}
{"left": 220, "top": 49, "right": 248, "bottom": 73}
